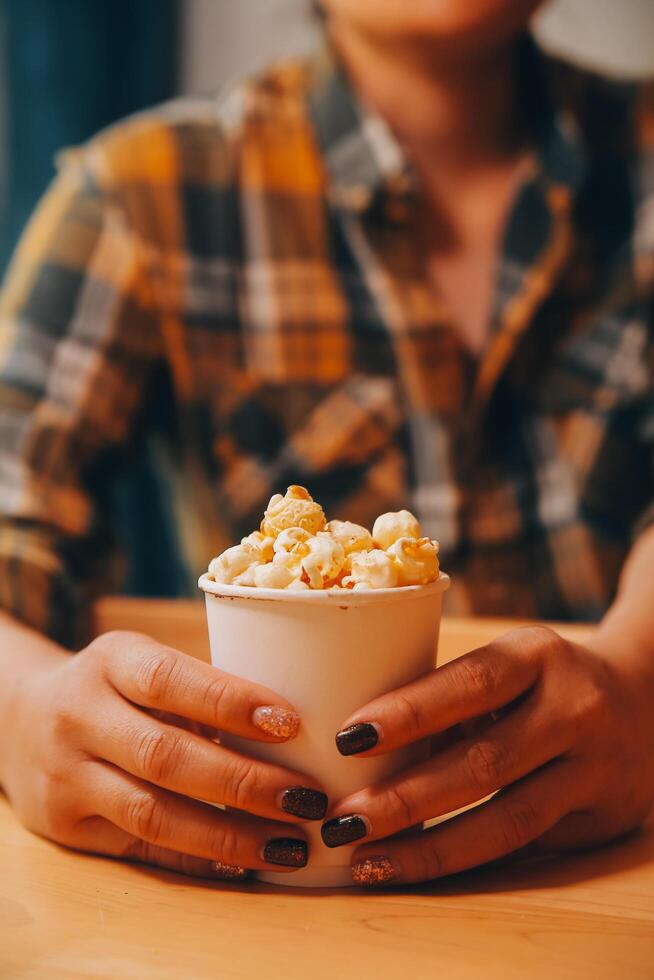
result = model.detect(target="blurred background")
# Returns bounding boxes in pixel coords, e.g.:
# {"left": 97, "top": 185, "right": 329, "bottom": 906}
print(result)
{"left": 2, "top": 0, "right": 654, "bottom": 276}
{"left": 1, "top": 0, "right": 652, "bottom": 597}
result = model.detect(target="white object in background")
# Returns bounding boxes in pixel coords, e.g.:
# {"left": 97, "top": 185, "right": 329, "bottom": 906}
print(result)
{"left": 181, "top": 0, "right": 318, "bottom": 94}
{"left": 533, "top": 0, "right": 654, "bottom": 79}
{"left": 198, "top": 573, "right": 450, "bottom": 887}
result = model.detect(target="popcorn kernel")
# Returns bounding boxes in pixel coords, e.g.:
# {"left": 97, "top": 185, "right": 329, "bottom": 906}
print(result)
{"left": 372, "top": 510, "right": 422, "bottom": 551}
{"left": 208, "top": 487, "right": 441, "bottom": 592}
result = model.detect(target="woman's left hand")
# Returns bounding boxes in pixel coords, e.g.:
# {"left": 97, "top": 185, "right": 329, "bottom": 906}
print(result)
{"left": 322, "top": 626, "right": 654, "bottom": 886}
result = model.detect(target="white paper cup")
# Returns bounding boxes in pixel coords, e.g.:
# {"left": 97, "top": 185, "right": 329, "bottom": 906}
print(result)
{"left": 198, "top": 573, "right": 450, "bottom": 887}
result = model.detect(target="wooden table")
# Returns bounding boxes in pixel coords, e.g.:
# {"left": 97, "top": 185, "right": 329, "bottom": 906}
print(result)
{"left": 1, "top": 600, "right": 653, "bottom": 980}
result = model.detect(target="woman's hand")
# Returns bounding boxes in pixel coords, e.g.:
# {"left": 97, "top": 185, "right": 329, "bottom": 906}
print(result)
{"left": 322, "top": 626, "right": 654, "bottom": 886}
{"left": 2, "top": 631, "right": 328, "bottom": 879}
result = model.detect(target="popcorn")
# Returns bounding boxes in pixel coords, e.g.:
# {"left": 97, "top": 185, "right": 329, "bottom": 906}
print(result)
{"left": 261, "top": 486, "right": 326, "bottom": 538}
{"left": 273, "top": 527, "right": 313, "bottom": 558}
{"left": 272, "top": 551, "right": 303, "bottom": 578}
{"left": 325, "top": 520, "right": 374, "bottom": 556}
{"left": 387, "top": 536, "right": 440, "bottom": 586}
{"left": 207, "top": 487, "right": 442, "bottom": 592}
{"left": 209, "top": 541, "right": 262, "bottom": 584}
{"left": 233, "top": 563, "right": 262, "bottom": 587}
{"left": 270, "top": 527, "right": 312, "bottom": 578}
{"left": 301, "top": 532, "right": 346, "bottom": 589}
{"left": 343, "top": 549, "right": 399, "bottom": 590}
{"left": 372, "top": 510, "right": 422, "bottom": 551}
{"left": 253, "top": 562, "right": 296, "bottom": 589}
{"left": 242, "top": 531, "right": 275, "bottom": 562}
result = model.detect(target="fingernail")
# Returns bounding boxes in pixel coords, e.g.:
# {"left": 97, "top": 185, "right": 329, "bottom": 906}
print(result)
{"left": 351, "top": 856, "right": 398, "bottom": 886}
{"left": 211, "top": 861, "right": 250, "bottom": 881}
{"left": 253, "top": 706, "right": 300, "bottom": 739}
{"left": 263, "top": 838, "right": 308, "bottom": 867}
{"left": 321, "top": 814, "right": 369, "bottom": 848}
{"left": 281, "top": 786, "right": 328, "bottom": 821}
{"left": 335, "top": 722, "right": 379, "bottom": 756}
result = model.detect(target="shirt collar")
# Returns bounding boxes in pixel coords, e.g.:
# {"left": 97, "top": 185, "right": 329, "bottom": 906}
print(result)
{"left": 307, "top": 34, "right": 589, "bottom": 214}
{"left": 306, "top": 46, "right": 411, "bottom": 212}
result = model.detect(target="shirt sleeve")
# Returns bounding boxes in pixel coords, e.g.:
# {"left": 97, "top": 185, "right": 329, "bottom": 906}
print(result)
{"left": 0, "top": 150, "right": 162, "bottom": 648}
{"left": 633, "top": 406, "right": 654, "bottom": 544}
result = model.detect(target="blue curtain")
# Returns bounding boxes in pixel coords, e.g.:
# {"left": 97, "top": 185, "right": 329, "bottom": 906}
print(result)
{"left": 0, "top": 0, "right": 189, "bottom": 599}
{"left": 0, "top": 0, "right": 180, "bottom": 271}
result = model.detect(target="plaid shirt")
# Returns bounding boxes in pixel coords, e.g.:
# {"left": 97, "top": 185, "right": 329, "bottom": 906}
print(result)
{"left": 1, "top": 40, "right": 653, "bottom": 647}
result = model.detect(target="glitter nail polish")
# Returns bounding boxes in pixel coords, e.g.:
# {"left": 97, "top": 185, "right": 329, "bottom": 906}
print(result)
{"left": 211, "top": 862, "right": 250, "bottom": 880}
{"left": 263, "top": 838, "right": 308, "bottom": 867}
{"left": 335, "top": 722, "right": 379, "bottom": 756}
{"left": 281, "top": 786, "right": 329, "bottom": 821}
{"left": 253, "top": 705, "right": 300, "bottom": 739}
{"left": 351, "top": 856, "right": 397, "bottom": 886}
{"left": 321, "top": 814, "right": 369, "bottom": 848}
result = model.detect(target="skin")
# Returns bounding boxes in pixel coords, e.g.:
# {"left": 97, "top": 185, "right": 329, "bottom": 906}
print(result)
{"left": 325, "top": 0, "right": 545, "bottom": 352}
{"left": 316, "top": 0, "right": 654, "bottom": 882}
{"left": 314, "top": 0, "right": 653, "bottom": 882}
{"left": 330, "top": 527, "right": 654, "bottom": 884}
{"left": 0, "top": 622, "right": 323, "bottom": 877}
{"left": 321, "top": 0, "right": 544, "bottom": 48}
{"left": 1, "top": 0, "right": 653, "bottom": 885}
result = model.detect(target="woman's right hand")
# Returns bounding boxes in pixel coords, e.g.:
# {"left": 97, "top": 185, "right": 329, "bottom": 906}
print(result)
{"left": 2, "top": 630, "right": 326, "bottom": 879}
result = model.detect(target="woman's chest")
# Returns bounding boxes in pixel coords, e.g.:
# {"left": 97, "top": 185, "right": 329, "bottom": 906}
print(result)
{"left": 163, "top": 186, "right": 653, "bottom": 552}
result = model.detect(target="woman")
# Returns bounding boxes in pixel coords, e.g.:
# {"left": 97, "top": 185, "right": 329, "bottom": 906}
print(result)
{"left": 0, "top": 0, "right": 653, "bottom": 885}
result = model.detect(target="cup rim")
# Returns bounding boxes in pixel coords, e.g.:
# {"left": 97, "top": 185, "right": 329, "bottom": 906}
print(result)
{"left": 198, "top": 571, "right": 450, "bottom": 605}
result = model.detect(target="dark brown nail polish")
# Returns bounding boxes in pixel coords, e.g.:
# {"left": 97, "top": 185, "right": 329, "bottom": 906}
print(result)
{"left": 281, "top": 786, "right": 328, "bottom": 821}
{"left": 321, "top": 814, "right": 369, "bottom": 848}
{"left": 263, "top": 838, "right": 308, "bottom": 867}
{"left": 335, "top": 722, "right": 379, "bottom": 756}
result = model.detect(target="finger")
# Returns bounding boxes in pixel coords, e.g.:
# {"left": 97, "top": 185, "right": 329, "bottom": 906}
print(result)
{"left": 350, "top": 759, "right": 577, "bottom": 885}
{"left": 83, "top": 700, "right": 328, "bottom": 822}
{"left": 428, "top": 716, "right": 495, "bottom": 757}
{"left": 86, "top": 761, "right": 309, "bottom": 872}
{"left": 336, "top": 627, "right": 549, "bottom": 756}
{"left": 101, "top": 632, "right": 301, "bottom": 741}
{"left": 70, "top": 815, "right": 251, "bottom": 881}
{"left": 323, "top": 694, "right": 573, "bottom": 846}
{"left": 146, "top": 708, "right": 221, "bottom": 741}
{"left": 125, "top": 840, "right": 252, "bottom": 881}
{"left": 538, "top": 810, "right": 628, "bottom": 853}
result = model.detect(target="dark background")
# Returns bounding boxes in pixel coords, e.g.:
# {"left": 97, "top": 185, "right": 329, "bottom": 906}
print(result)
{"left": 0, "top": 0, "right": 182, "bottom": 596}
{"left": 0, "top": 0, "right": 180, "bottom": 273}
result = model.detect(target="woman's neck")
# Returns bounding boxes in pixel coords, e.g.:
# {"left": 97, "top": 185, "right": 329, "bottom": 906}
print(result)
{"left": 329, "top": 22, "right": 526, "bottom": 174}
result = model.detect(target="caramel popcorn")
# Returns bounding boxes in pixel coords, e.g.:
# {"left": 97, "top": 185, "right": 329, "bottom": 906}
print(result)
{"left": 207, "top": 487, "right": 443, "bottom": 591}
{"left": 261, "top": 486, "right": 326, "bottom": 538}
{"left": 387, "top": 536, "right": 440, "bottom": 586}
